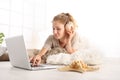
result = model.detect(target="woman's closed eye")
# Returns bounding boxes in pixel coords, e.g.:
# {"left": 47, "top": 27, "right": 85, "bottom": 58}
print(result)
{"left": 53, "top": 27, "right": 61, "bottom": 31}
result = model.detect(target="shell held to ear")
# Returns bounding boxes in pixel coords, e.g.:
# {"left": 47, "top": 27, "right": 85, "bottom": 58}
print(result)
{"left": 65, "top": 22, "right": 74, "bottom": 31}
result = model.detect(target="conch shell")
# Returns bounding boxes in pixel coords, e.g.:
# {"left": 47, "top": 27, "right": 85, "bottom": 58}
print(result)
{"left": 65, "top": 22, "right": 74, "bottom": 31}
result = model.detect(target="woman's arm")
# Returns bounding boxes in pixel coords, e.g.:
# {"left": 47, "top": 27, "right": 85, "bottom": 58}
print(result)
{"left": 65, "top": 41, "right": 76, "bottom": 54}
{"left": 30, "top": 35, "right": 53, "bottom": 66}
{"left": 65, "top": 31, "right": 77, "bottom": 54}
{"left": 37, "top": 48, "right": 48, "bottom": 57}
{"left": 30, "top": 48, "right": 48, "bottom": 66}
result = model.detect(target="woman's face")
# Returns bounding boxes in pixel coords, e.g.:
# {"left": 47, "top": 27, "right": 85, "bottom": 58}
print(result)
{"left": 52, "top": 21, "right": 66, "bottom": 40}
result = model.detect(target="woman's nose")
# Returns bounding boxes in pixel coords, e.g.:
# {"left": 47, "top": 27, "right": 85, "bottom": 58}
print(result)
{"left": 53, "top": 30, "right": 57, "bottom": 34}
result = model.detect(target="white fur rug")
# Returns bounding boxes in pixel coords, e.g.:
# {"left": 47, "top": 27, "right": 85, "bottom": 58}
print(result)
{"left": 46, "top": 48, "right": 103, "bottom": 65}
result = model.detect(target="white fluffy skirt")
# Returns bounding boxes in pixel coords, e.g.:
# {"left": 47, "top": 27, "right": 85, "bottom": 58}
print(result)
{"left": 46, "top": 49, "right": 103, "bottom": 65}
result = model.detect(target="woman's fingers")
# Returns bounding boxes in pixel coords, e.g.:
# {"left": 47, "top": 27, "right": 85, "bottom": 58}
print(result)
{"left": 30, "top": 56, "right": 34, "bottom": 62}
{"left": 32, "top": 57, "right": 37, "bottom": 66}
{"left": 31, "top": 56, "right": 41, "bottom": 66}
{"left": 37, "top": 59, "right": 41, "bottom": 65}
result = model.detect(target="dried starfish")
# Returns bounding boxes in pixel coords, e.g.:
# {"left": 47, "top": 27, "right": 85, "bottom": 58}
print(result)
{"left": 58, "top": 60, "right": 99, "bottom": 73}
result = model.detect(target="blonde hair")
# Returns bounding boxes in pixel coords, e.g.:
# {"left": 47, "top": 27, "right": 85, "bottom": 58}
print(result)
{"left": 52, "top": 13, "right": 78, "bottom": 30}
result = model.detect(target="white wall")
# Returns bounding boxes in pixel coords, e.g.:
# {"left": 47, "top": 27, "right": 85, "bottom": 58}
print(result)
{"left": 43, "top": 0, "right": 120, "bottom": 57}
{"left": 0, "top": 0, "right": 120, "bottom": 57}
{"left": 0, "top": 0, "right": 38, "bottom": 49}
{"left": 77, "top": 0, "right": 120, "bottom": 57}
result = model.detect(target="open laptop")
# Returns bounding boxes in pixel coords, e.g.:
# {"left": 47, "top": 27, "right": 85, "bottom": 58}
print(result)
{"left": 5, "top": 35, "right": 60, "bottom": 70}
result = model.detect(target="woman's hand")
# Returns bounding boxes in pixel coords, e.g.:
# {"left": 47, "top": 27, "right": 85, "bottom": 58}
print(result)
{"left": 30, "top": 54, "right": 42, "bottom": 66}
{"left": 30, "top": 48, "right": 47, "bottom": 66}
{"left": 65, "top": 29, "right": 76, "bottom": 54}
{"left": 66, "top": 30, "right": 75, "bottom": 42}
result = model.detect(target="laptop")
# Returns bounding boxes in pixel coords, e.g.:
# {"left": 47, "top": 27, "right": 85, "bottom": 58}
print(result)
{"left": 5, "top": 35, "right": 60, "bottom": 70}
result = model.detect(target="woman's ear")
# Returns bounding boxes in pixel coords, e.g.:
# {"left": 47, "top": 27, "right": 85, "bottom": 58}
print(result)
{"left": 65, "top": 21, "right": 74, "bottom": 31}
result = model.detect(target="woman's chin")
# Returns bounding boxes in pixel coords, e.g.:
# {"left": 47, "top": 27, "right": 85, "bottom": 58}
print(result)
{"left": 54, "top": 36, "right": 59, "bottom": 39}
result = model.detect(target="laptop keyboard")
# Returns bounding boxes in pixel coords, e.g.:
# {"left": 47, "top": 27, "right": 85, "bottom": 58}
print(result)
{"left": 30, "top": 63, "right": 61, "bottom": 70}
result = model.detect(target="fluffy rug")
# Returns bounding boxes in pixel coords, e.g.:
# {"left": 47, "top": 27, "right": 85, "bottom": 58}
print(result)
{"left": 33, "top": 37, "right": 104, "bottom": 65}
{"left": 46, "top": 48, "right": 103, "bottom": 65}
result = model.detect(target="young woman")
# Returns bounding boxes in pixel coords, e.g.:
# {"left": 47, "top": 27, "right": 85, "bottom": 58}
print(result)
{"left": 30, "top": 13, "right": 82, "bottom": 66}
